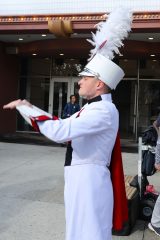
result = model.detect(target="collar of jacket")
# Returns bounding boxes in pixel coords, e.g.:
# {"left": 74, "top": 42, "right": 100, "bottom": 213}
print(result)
{"left": 87, "top": 95, "right": 102, "bottom": 104}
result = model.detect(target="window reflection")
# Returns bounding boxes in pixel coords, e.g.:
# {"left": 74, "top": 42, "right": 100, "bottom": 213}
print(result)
{"left": 139, "top": 59, "right": 160, "bottom": 79}
{"left": 139, "top": 81, "right": 160, "bottom": 130}
{"left": 17, "top": 56, "right": 160, "bottom": 140}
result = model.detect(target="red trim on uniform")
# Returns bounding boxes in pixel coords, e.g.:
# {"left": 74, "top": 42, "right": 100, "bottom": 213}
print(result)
{"left": 30, "top": 115, "right": 59, "bottom": 132}
{"left": 110, "top": 132, "right": 128, "bottom": 231}
{"left": 33, "top": 115, "right": 52, "bottom": 121}
{"left": 53, "top": 115, "right": 59, "bottom": 120}
{"left": 76, "top": 108, "right": 84, "bottom": 117}
{"left": 30, "top": 117, "right": 40, "bottom": 132}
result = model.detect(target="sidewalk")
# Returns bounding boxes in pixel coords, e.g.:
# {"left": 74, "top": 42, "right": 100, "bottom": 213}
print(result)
{"left": 0, "top": 141, "right": 159, "bottom": 240}
{"left": 0, "top": 131, "right": 138, "bottom": 152}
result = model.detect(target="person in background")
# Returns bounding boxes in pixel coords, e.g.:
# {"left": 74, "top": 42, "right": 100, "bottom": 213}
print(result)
{"left": 148, "top": 114, "right": 160, "bottom": 237}
{"left": 62, "top": 95, "right": 80, "bottom": 118}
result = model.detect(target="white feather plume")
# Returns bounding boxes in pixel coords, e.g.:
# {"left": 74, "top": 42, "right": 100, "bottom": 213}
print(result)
{"left": 87, "top": 7, "right": 133, "bottom": 61}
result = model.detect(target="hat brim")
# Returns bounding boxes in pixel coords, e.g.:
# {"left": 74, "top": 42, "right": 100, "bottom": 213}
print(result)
{"left": 78, "top": 71, "right": 95, "bottom": 77}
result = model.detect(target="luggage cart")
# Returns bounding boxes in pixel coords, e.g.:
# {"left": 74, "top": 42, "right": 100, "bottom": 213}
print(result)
{"left": 138, "top": 137, "right": 159, "bottom": 221}
{"left": 113, "top": 127, "right": 159, "bottom": 236}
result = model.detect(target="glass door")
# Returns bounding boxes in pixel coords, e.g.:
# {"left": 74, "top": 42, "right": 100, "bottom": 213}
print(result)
{"left": 112, "top": 79, "right": 139, "bottom": 139}
{"left": 49, "top": 77, "right": 80, "bottom": 118}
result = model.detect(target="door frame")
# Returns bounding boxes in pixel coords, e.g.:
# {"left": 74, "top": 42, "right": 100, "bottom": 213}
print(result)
{"left": 49, "top": 76, "right": 79, "bottom": 115}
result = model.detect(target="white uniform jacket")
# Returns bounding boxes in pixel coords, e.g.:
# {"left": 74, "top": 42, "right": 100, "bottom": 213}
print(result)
{"left": 38, "top": 94, "right": 119, "bottom": 240}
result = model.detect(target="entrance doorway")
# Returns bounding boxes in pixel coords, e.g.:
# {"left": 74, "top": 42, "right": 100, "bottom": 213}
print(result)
{"left": 112, "top": 80, "right": 138, "bottom": 139}
{"left": 49, "top": 77, "right": 81, "bottom": 117}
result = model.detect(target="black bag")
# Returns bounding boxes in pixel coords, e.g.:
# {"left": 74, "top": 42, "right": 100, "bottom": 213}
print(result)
{"left": 142, "top": 150, "right": 156, "bottom": 176}
{"left": 142, "top": 126, "right": 157, "bottom": 146}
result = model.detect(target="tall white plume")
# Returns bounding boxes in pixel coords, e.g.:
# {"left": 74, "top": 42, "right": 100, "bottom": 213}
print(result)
{"left": 87, "top": 7, "right": 133, "bottom": 61}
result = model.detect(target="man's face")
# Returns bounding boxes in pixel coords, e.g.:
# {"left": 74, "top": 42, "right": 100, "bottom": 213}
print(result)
{"left": 78, "top": 76, "right": 99, "bottom": 99}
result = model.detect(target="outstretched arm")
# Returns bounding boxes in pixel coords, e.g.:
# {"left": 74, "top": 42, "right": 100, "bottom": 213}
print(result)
{"left": 3, "top": 99, "right": 32, "bottom": 109}
{"left": 3, "top": 99, "right": 53, "bottom": 131}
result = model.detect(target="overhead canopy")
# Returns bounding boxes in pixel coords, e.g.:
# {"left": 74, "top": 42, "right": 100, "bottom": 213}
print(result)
{"left": 0, "top": 0, "right": 159, "bottom": 15}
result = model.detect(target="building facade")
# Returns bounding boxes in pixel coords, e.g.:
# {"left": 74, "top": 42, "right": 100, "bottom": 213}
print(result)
{"left": 0, "top": 0, "right": 160, "bottom": 139}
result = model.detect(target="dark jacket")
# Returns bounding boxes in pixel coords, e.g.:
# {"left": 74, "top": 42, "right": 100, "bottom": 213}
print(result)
{"left": 63, "top": 102, "right": 80, "bottom": 118}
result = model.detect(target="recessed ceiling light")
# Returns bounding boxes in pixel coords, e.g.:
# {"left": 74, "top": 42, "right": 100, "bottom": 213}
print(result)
{"left": 60, "top": 53, "right": 64, "bottom": 56}
{"left": 42, "top": 34, "right": 46, "bottom": 37}
{"left": 148, "top": 37, "right": 154, "bottom": 40}
{"left": 152, "top": 59, "right": 157, "bottom": 62}
{"left": 32, "top": 53, "right": 37, "bottom": 56}
{"left": 19, "top": 38, "right": 23, "bottom": 41}
{"left": 150, "top": 54, "right": 155, "bottom": 57}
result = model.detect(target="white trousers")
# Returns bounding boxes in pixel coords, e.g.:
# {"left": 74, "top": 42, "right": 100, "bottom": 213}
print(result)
{"left": 64, "top": 164, "right": 113, "bottom": 240}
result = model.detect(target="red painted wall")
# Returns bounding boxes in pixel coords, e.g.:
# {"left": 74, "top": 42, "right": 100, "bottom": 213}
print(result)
{"left": 0, "top": 43, "right": 20, "bottom": 134}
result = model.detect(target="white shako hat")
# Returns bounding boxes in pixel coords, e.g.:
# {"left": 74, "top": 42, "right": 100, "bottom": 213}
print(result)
{"left": 79, "top": 7, "right": 132, "bottom": 90}
{"left": 79, "top": 53, "right": 124, "bottom": 90}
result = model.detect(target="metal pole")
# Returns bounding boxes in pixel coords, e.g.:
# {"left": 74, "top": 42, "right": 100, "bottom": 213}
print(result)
{"left": 135, "top": 59, "right": 140, "bottom": 141}
{"left": 133, "top": 82, "right": 137, "bottom": 134}
{"left": 48, "top": 57, "right": 53, "bottom": 114}
{"left": 138, "top": 137, "right": 142, "bottom": 199}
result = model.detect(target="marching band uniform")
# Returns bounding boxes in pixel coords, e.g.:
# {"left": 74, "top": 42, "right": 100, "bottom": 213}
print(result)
{"left": 20, "top": 52, "right": 129, "bottom": 239}
{"left": 14, "top": 91, "right": 128, "bottom": 240}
